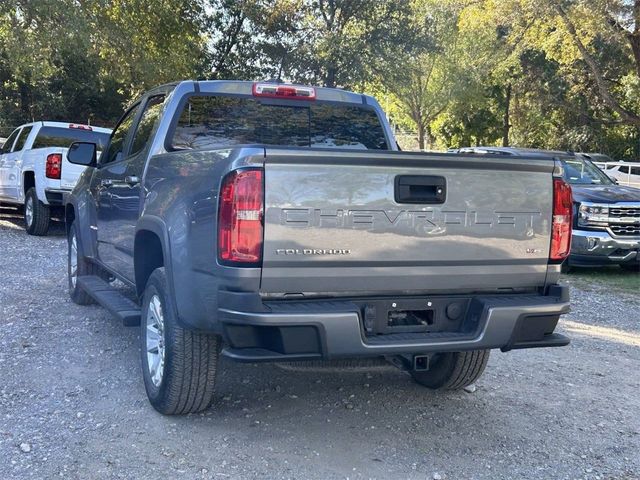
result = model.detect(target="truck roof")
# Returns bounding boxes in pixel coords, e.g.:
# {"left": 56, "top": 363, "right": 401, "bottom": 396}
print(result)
{"left": 146, "top": 80, "right": 379, "bottom": 108}
{"left": 18, "top": 121, "right": 111, "bottom": 134}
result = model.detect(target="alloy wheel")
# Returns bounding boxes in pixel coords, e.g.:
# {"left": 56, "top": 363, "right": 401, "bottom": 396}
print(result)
{"left": 69, "top": 232, "right": 78, "bottom": 288}
{"left": 145, "top": 295, "right": 166, "bottom": 387}
{"left": 25, "top": 197, "right": 33, "bottom": 227}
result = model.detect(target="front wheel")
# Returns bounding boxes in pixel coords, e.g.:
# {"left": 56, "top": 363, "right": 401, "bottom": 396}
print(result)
{"left": 410, "top": 350, "right": 490, "bottom": 390}
{"left": 141, "top": 267, "right": 221, "bottom": 415}
{"left": 68, "top": 221, "right": 97, "bottom": 305}
{"left": 24, "top": 187, "right": 50, "bottom": 236}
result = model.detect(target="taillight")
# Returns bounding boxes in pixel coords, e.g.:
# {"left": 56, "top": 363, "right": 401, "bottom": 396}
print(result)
{"left": 252, "top": 82, "right": 316, "bottom": 100}
{"left": 45, "top": 153, "right": 62, "bottom": 179}
{"left": 218, "top": 169, "right": 264, "bottom": 265}
{"left": 550, "top": 178, "right": 573, "bottom": 261}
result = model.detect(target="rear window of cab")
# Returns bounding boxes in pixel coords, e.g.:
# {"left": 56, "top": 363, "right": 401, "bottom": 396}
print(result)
{"left": 33, "top": 127, "right": 110, "bottom": 150}
{"left": 170, "top": 96, "right": 389, "bottom": 151}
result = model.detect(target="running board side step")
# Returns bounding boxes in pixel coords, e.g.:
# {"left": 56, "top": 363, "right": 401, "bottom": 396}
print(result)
{"left": 76, "top": 275, "right": 141, "bottom": 326}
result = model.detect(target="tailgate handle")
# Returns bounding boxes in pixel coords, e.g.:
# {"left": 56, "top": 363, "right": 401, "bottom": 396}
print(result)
{"left": 395, "top": 175, "right": 446, "bottom": 204}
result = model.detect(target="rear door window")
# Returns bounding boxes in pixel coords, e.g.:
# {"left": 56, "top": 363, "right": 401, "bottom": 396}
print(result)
{"left": 130, "top": 95, "right": 165, "bottom": 156}
{"left": 13, "top": 126, "right": 33, "bottom": 151}
{"left": 33, "top": 127, "right": 110, "bottom": 150}
{"left": 170, "top": 96, "right": 388, "bottom": 151}
{"left": 102, "top": 104, "right": 139, "bottom": 165}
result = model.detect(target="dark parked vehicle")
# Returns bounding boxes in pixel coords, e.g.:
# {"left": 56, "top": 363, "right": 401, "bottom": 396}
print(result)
{"left": 459, "top": 147, "right": 640, "bottom": 270}
{"left": 65, "top": 82, "right": 571, "bottom": 414}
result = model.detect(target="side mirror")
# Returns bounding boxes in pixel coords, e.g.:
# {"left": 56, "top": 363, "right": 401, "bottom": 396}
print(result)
{"left": 67, "top": 142, "right": 97, "bottom": 167}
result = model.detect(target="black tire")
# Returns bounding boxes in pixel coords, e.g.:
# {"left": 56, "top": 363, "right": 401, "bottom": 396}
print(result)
{"left": 24, "top": 187, "right": 50, "bottom": 236}
{"left": 561, "top": 261, "right": 572, "bottom": 274}
{"left": 68, "top": 221, "right": 98, "bottom": 305}
{"left": 141, "top": 268, "right": 220, "bottom": 415}
{"left": 410, "top": 350, "right": 490, "bottom": 390}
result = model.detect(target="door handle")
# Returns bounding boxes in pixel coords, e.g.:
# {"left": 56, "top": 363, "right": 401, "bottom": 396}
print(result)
{"left": 395, "top": 175, "right": 447, "bottom": 204}
{"left": 125, "top": 175, "right": 140, "bottom": 186}
{"left": 100, "top": 179, "right": 113, "bottom": 187}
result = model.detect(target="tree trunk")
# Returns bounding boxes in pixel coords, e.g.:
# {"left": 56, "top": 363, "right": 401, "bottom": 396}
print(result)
{"left": 502, "top": 83, "right": 512, "bottom": 147}
{"left": 19, "top": 82, "right": 30, "bottom": 119}
{"left": 425, "top": 124, "right": 435, "bottom": 151}
{"left": 325, "top": 66, "right": 336, "bottom": 88}
{"left": 417, "top": 124, "right": 425, "bottom": 150}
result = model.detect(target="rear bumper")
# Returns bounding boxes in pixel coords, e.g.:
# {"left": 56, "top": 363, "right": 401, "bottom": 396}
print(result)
{"left": 570, "top": 229, "right": 640, "bottom": 266}
{"left": 218, "top": 286, "right": 570, "bottom": 362}
{"left": 44, "top": 188, "right": 71, "bottom": 206}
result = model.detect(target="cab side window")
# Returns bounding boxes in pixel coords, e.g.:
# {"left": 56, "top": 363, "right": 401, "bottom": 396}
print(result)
{"left": 102, "top": 105, "right": 139, "bottom": 165}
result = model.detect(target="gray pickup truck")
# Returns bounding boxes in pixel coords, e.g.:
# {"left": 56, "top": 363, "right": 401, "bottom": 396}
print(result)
{"left": 65, "top": 81, "right": 571, "bottom": 415}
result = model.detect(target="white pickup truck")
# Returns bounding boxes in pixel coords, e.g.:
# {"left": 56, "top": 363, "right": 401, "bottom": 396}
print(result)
{"left": 0, "top": 121, "right": 111, "bottom": 235}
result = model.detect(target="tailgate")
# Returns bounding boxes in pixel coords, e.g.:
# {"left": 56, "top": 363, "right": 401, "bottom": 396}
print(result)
{"left": 60, "top": 148, "right": 86, "bottom": 189}
{"left": 261, "top": 149, "right": 555, "bottom": 295}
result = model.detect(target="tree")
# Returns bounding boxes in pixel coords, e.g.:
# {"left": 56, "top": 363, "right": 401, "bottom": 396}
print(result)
{"left": 0, "top": 0, "right": 211, "bottom": 132}
{"left": 552, "top": 0, "right": 640, "bottom": 126}
{"left": 248, "top": 0, "right": 413, "bottom": 88}
{"left": 371, "top": 0, "right": 464, "bottom": 150}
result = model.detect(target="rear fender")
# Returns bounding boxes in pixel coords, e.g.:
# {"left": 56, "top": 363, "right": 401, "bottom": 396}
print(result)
{"left": 34, "top": 167, "right": 50, "bottom": 204}
{"left": 31, "top": 149, "right": 65, "bottom": 204}
{"left": 135, "top": 216, "right": 174, "bottom": 299}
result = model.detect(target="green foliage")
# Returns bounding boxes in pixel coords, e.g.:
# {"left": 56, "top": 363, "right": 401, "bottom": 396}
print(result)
{"left": 0, "top": 0, "right": 638, "bottom": 159}
{"left": 0, "top": 0, "right": 207, "bottom": 134}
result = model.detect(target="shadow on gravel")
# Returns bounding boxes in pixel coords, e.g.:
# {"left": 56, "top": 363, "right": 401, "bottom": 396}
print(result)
{"left": 0, "top": 205, "right": 66, "bottom": 236}
{"left": 187, "top": 358, "right": 491, "bottom": 430}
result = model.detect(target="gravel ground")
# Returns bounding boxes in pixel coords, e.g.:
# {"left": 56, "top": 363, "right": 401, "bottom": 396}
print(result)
{"left": 1, "top": 205, "right": 639, "bottom": 480}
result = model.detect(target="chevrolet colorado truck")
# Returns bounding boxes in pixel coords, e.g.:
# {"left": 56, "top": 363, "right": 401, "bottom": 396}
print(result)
{"left": 0, "top": 122, "right": 111, "bottom": 235}
{"left": 65, "top": 81, "right": 572, "bottom": 415}
{"left": 459, "top": 147, "right": 640, "bottom": 271}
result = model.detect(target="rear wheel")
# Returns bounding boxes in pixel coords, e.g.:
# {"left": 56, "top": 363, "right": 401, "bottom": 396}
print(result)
{"left": 141, "top": 268, "right": 221, "bottom": 415}
{"left": 410, "top": 350, "right": 490, "bottom": 390}
{"left": 24, "top": 187, "right": 50, "bottom": 236}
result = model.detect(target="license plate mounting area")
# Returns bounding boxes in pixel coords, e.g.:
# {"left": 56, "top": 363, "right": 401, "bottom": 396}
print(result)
{"left": 361, "top": 297, "right": 471, "bottom": 336}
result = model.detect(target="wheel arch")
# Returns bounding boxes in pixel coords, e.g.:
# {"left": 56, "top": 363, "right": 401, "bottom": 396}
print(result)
{"left": 134, "top": 216, "right": 174, "bottom": 299}
{"left": 65, "top": 202, "right": 76, "bottom": 237}
{"left": 23, "top": 170, "right": 35, "bottom": 194}
{"left": 64, "top": 196, "right": 97, "bottom": 257}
